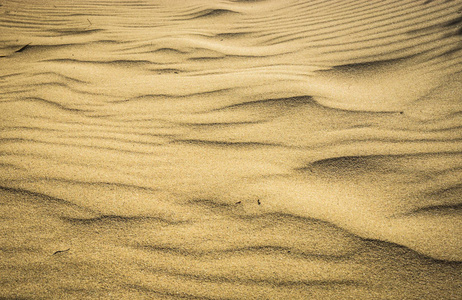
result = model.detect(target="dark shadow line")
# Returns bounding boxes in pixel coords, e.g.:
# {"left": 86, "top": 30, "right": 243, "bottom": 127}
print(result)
{"left": 0, "top": 185, "right": 96, "bottom": 214}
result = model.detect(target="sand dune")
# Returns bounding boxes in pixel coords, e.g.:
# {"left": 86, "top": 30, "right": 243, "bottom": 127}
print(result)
{"left": 1, "top": 0, "right": 462, "bottom": 299}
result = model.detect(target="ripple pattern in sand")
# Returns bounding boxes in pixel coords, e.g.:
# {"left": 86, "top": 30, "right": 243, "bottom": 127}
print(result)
{"left": 1, "top": 0, "right": 462, "bottom": 299}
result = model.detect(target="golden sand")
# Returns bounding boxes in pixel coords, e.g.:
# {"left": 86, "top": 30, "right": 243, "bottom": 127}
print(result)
{"left": 1, "top": 0, "right": 461, "bottom": 298}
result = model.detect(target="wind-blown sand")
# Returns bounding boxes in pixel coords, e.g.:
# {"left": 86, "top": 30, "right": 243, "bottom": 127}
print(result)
{"left": 1, "top": 0, "right": 462, "bottom": 299}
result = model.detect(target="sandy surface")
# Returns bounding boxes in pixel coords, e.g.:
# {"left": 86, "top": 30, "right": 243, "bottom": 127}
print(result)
{"left": 1, "top": 0, "right": 462, "bottom": 299}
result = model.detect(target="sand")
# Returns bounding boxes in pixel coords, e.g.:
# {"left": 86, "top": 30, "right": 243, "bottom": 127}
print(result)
{"left": 1, "top": 0, "right": 462, "bottom": 298}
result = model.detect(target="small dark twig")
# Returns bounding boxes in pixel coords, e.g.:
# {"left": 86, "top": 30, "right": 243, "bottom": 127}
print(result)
{"left": 52, "top": 248, "right": 70, "bottom": 255}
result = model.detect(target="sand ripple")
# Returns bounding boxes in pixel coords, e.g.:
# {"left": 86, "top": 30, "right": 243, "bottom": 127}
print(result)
{"left": 1, "top": 0, "right": 462, "bottom": 298}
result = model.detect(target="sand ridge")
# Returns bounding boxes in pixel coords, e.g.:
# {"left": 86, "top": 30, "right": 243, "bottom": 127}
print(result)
{"left": 1, "top": 0, "right": 462, "bottom": 298}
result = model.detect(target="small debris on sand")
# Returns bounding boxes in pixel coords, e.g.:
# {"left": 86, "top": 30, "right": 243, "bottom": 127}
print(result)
{"left": 52, "top": 248, "right": 71, "bottom": 255}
